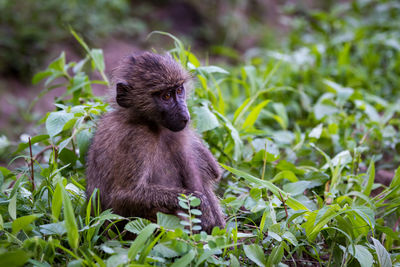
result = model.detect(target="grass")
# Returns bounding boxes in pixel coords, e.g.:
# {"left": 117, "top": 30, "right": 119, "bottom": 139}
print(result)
{"left": 1, "top": 1, "right": 400, "bottom": 266}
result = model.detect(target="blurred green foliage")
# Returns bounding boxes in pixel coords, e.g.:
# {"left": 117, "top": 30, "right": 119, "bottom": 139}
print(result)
{"left": 0, "top": 0, "right": 142, "bottom": 79}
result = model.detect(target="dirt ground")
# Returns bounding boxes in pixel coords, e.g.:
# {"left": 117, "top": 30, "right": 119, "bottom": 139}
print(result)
{"left": 0, "top": 38, "right": 140, "bottom": 132}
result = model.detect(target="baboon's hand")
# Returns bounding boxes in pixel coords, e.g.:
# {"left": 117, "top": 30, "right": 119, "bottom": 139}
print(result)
{"left": 192, "top": 191, "right": 218, "bottom": 233}
{"left": 192, "top": 191, "right": 211, "bottom": 213}
{"left": 214, "top": 212, "right": 226, "bottom": 229}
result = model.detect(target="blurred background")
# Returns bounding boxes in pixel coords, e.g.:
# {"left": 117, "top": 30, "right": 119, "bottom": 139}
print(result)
{"left": 0, "top": 0, "right": 396, "bottom": 164}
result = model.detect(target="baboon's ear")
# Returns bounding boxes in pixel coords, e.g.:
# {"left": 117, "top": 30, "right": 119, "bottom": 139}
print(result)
{"left": 116, "top": 82, "right": 131, "bottom": 108}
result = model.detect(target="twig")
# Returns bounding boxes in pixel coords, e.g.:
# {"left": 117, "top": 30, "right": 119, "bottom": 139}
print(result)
{"left": 261, "top": 141, "right": 268, "bottom": 180}
{"left": 278, "top": 191, "right": 289, "bottom": 227}
{"left": 33, "top": 145, "right": 55, "bottom": 162}
{"left": 243, "top": 224, "right": 259, "bottom": 229}
{"left": 28, "top": 137, "right": 35, "bottom": 190}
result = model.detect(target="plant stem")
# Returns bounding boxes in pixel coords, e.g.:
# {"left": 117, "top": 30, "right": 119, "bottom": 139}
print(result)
{"left": 278, "top": 191, "right": 289, "bottom": 227}
{"left": 188, "top": 196, "right": 193, "bottom": 236}
{"left": 261, "top": 140, "right": 268, "bottom": 180}
{"left": 28, "top": 137, "right": 35, "bottom": 190}
{"left": 327, "top": 233, "right": 337, "bottom": 267}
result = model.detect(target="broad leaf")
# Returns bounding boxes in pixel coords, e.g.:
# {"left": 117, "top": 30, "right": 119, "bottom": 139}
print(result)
{"left": 372, "top": 238, "right": 392, "bottom": 267}
{"left": 221, "top": 164, "right": 308, "bottom": 211}
{"left": 46, "top": 111, "right": 74, "bottom": 138}
{"left": 243, "top": 244, "right": 266, "bottom": 267}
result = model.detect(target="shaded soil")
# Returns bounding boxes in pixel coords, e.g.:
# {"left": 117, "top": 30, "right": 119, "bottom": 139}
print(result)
{"left": 0, "top": 38, "right": 140, "bottom": 132}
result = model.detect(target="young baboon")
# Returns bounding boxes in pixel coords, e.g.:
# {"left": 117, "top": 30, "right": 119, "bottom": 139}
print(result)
{"left": 86, "top": 52, "right": 225, "bottom": 233}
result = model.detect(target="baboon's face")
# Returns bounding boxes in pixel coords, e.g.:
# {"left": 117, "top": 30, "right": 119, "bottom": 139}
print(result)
{"left": 152, "top": 85, "right": 190, "bottom": 132}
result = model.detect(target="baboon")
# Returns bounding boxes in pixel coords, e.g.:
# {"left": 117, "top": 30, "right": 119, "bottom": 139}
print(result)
{"left": 86, "top": 52, "right": 225, "bottom": 233}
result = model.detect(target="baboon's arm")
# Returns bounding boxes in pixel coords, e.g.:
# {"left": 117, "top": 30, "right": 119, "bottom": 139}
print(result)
{"left": 195, "top": 140, "right": 222, "bottom": 181}
{"left": 112, "top": 184, "right": 185, "bottom": 212}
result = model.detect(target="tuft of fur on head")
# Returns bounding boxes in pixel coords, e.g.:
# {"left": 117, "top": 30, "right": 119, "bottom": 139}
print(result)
{"left": 110, "top": 52, "right": 191, "bottom": 113}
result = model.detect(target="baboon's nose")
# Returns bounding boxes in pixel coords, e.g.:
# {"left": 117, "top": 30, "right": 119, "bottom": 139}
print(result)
{"left": 181, "top": 112, "right": 190, "bottom": 125}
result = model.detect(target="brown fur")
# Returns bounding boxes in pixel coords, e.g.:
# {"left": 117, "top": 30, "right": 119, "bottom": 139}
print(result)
{"left": 86, "top": 52, "right": 225, "bottom": 233}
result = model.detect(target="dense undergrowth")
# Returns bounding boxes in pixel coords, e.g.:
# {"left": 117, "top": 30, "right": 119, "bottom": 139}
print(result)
{"left": 1, "top": 1, "right": 400, "bottom": 266}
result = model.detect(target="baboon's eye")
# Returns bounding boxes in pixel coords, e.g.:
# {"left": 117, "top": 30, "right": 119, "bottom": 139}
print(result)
{"left": 176, "top": 86, "right": 184, "bottom": 95}
{"left": 162, "top": 92, "right": 171, "bottom": 101}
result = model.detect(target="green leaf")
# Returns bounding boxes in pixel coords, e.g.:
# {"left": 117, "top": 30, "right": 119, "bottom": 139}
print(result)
{"left": 266, "top": 243, "right": 284, "bottom": 266}
{"left": 313, "top": 103, "right": 339, "bottom": 120}
{"left": 148, "top": 31, "right": 186, "bottom": 65}
{"left": 67, "top": 73, "right": 90, "bottom": 94}
{"left": 190, "top": 209, "right": 202, "bottom": 216}
{"left": 270, "top": 170, "right": 298, "bottom": 183}
{"left": 196, "top": 66, "right": 229, "bottom": 74}
{"left": 242, "top": 100, "right": 270, "bottom": 129}
{"left": 268, "top": 231, "right": 282, "bottom": 242}
{"left": 229, "top": 254, "right": 240, "bottom": 267}
{"left": 309, "top": 123, "right": 323, "bottom": 139}
{"left": 186, "top": 51, "right": 200, "bottom": 68}
{"left": 77, "top": 129, "right": 93, "bottom": 159}
{"left": 221, "top": 164, "right": 308, "bottom": 211}
{"left": 127, "top": 223, "right": 157, "bottom": 260}
{"left": 193, "top": 105, "right": 219, "bottom": 133}
{"left": 302, "top": 205, "right": 353, "bottom": 241}
{"left": 352, "top": 206, "right": 375, "bottom": 229}
{"left": 12, "top": 214, "right": 39, "bottom": 234}
{"left": 171, "top": 249, "right": 196, "bottom": 267}
{"left": 244, "top": 244, "right": 266, "bottom": 267}
{"left": 180, "top": 221, "right": 191, "bottom": 226}
{"left": 39, "top": 221, "right": 66, "bottom": 235}
{"left": 157, "top": 212, "right": 183, "bottom": 230}
{"left": 52, "top": 183, "right": 62, "bottom": 222}
{"left": 390, "top": 166, "right": 400, "bottom": 188}
{"left": 363, "top": 161, "right": 375, "bottom": 197}
{"left": 233, "top": 88, "right": 274, "bottom": 125}
{"left": 190, "top": 197, "right": 201, "bottom": 207}
{"left": 0, "top": 250, "right": 29, "bottom": 267}
{"left": 322, "top": 150, "right": 352, "bottom": 169}
{"left": 8, "top": 194, "right": 17, "bottom": 220}
{"left": 46, "top": 111, "right": 74, "bottom": 138}
{"left": 58, "top": 137, "right": 72, "bottom": 154}
{"left": 272, "top": 103, "right": 288, "bottom": 130}
{"left": 233, "top": 98, "right": 251, "bottom": 123}
{"left": 282, "top": 231, "right": 298, "bottom": 246}
{"left": 72, "top": 57, "right": 89, "bottom": 74}
{"left": 372, "top": 237, "right": 392, "bottom": 267}
{"left": 355, "top": 100, "right": 380, "bottom": 122}
{"left": 283, "top": 181, "right": 321, "bottom": 196}
{"left": 48, "top": 52, "right": 66, "bottom": 72}
{"left": 0, "top": 171, "right": 3, "bottom": 189}
{"left": 179, "top": 200, "right": 189, "bottom": 209}
{"left": 346, "top": 245, "right": 373, "bottom": 267}
{"left": 32, "top": 70, "right": 52, "bottom": 85}
{"left": 125, "top": 218, "right": 152, "bottom": 234}
{"left": 90, "top": 49, "right": 105, "bottom": 72}
{"left": 153, "top": 243, "right": 180, "bottom": 258}
{"left": 96, "top": 212, "right": 124, "bottom": 222}
{"left": 250, "top": 188, "right": 262, "bottom": 200}
{"left": 106, "top": 254, "right": 128, "bottom": 267}
{"left": 195, "top": 249, "right": 221, "bottom": 266}
{"left": 62, "top": 186, "right": 79, "bottom": 251}
{"left": 14, "top": 134, "right": 50, "bottom": 154}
